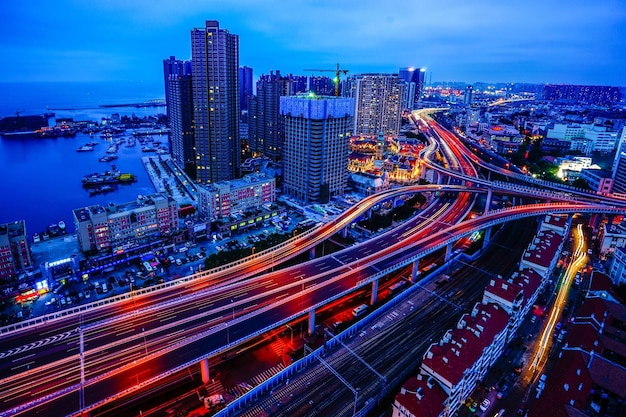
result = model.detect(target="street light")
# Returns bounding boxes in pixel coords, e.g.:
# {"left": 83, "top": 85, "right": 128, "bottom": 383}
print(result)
{"left": 251, "top": 246, "right": 256, "bottom": 256}
{"left": 285, "top": 324, "right": 294, "bottom": 344}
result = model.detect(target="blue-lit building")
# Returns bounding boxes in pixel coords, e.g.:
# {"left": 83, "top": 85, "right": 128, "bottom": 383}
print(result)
{"left": 280, "top": 94, "right": 354, "bottom": 204}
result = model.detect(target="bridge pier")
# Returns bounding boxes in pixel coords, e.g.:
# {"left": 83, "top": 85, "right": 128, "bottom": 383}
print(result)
{"left": 445, "top": 242, "right": 453, "bottom": 262}
{"left": 370, "top": 279, "right": 379, "bottom": 304}
{"left": 484, "top": 187, "right": 493, "bottom": 214}
{"left": 309, "top": 247, "right": 316, "bottom": 259}
{"left": 589, "top": 213, "right": 600, "bottom": 233}
{"left": 411, "top": 259, "right": 420, "bottom": 282}
{"left": 482, "top": 226, "right": 492, "bottom": 248}
{"left": 200, "top": 358, "right": 210, "bottom": 384}
{"left": 308, "top": 309, "right": 316, "bottom": 335}
{"left": 342, "top": 227, "right": 348, "bottom": 239}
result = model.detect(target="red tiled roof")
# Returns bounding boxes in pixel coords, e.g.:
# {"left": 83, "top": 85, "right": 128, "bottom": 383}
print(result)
{"left": 529, "top": 351, "right": 593, "bottom": 417}
{"left": 522, "top": 230, "right": 563, "bottom": 268}
{"left": 421, "top": 303, "right": 509, "bottom": 386}
{"left": 543, "top": 214, "right": 568, "bottom": 229}
{"left": 394, "top": 376, "right": 446, "bottom": 417}
{"left": 511, "top": 268, "right": 542, "bottom": 307}
{"left": 565, "top": 322, "right": 604, "bottom": 355}
{"left": 484, "top": 277, "right": 522, "bottom": 304}
{"left": 588, "top": 271, "right": 625, "bottom": 304}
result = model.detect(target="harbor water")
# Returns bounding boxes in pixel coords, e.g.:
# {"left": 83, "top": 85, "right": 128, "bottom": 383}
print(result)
{"left": 0, "top": 81, "right": 166, "bottom": 237}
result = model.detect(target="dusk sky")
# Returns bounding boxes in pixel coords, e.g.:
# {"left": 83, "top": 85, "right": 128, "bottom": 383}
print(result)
{"left": 2, "top": 0, "right": 626, "bottom": 87}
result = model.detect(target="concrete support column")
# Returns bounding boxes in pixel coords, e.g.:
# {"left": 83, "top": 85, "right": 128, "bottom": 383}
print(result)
{"left": 411, "top": 259, "right": 420, "bottom": 282}
{"left": 445, "top": 242, "right": 453, "bottom": 262}
{"left": 308, "top": 309, "right": 316, "bottom": 335}
{"left": 309, "top": 247, "right": 315, "bottom": 259}
{"left": 366, "top": 208, "right": 372, "bottom": 220}
{"left": 370, "top": 279, "right": 379, "bottom": 305}
{"left": 342, "top": 227, "right": 348, "bottom": 238}
{"left": 200, "top": 358, "right": 210, "bottom": 384}
{"left": 589, "top": 213, "right": 599, "bottom": 233}
{"left": 484, "top": 187, "right": 493, "bottom": 215}
{"left": 483, "top": 226, "right": 492, "bottom": 247}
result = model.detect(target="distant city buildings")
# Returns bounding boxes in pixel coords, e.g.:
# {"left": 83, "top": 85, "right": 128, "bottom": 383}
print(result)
{"left": 0, "top": 221, "right": 32, "bottom": 282}
{"left": 73, "top": 194, "right": 178, "bottom": 254}
{"left": 542, "top": 84, "right": 622, "bottom": 106}
{"left": 191, "top": 20, "right": 240, "bottom": 183}
{"left": 281, "top": 94, "right": 354, "bottom": 204}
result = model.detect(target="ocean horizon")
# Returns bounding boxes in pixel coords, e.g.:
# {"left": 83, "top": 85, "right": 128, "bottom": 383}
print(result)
{"left": 0, "top": 81, "right": 168, "bottom": 239}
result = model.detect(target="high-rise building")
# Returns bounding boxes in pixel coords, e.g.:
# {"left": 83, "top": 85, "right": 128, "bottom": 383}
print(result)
{"left": 464, "top": 85, "right": 474, "bottom": 105}
{"left": 164, "top": 57, "right": 195, "bottom": 179}
{"left": 612, "top": 128, "right": 626, "bottom": 195}
{"left": 248, "top": 71, "right": 294, "bottom": 161}
{"left": 0, "top": 221, "right": 32, "bottom": 282}
{"left": 542, "top": 84, "right": 622, "bottom": 106}
{"left": 352, "top": 73, "right": 404, "bottom": 137}
{"left": 191, "top": 20, "right": 240, "bottom": 183}
{"left": 398, "top": 67, "right": 426, "bottom": 109}
{"left": 281, "top": 94, "right": 354, "bottom": 204}
{"left": 239, "top": 66, "right": 253, "bottom": 113}
{"left": 309, "top": 76, "right": 335, "bottom": 96}
{"left": 163, "top": 56, "right": 192, "bottom": 124}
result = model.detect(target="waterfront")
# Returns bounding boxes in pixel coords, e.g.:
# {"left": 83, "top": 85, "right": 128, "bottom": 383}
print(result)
{"left": 0, "top": 81, "right": 167, "bottom": 237}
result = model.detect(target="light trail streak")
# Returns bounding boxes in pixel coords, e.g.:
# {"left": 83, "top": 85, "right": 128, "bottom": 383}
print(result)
{"left": 528, "top": 223, "right": 587, "bottom": 379}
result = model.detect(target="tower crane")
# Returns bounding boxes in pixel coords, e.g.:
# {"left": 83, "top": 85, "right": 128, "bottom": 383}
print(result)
{"left": 303, "top": 63, "right": 349, "bottom": 96}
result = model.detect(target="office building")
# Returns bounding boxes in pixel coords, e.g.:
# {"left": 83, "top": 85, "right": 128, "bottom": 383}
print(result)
{"left": 191, "top": 20, "right": 240, "bottom": 183}
{"left": 248, "top": 71, "right": 294, "bottom": 161}
{"left": 309, "top": 76, "right": 335, "bottom": 96}
{"left": 464, "top": 85, "right": 473, "bottom": 105}
{"left": 164, "top": 57, "right": 195, "bottom": 179}
{"left": 281, "top": 94, "right": 354, "bottom": 204}
{"left": 352, "top": 73, "right": 404, "bottom": 137}
{"left": 398, "top": 67, "right": 426, "bottom": 109}
{"left": 239, "top": 66, "right": 253, "bottom": 113}
{"left": 73, "top": 194, "right": 178, "bottom": 254}
{"left": 612, "top": 129, "right": 626, "bottom": 196}
{"left": 0, "top": 221, "right": 32, "bottom": 282}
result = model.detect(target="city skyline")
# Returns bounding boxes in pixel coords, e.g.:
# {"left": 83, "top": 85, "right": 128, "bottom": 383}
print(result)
{"left": 2, "top": 0, "right": 626, "bottom": 87}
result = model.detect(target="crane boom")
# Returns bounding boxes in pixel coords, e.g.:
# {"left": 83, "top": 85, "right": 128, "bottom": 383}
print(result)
{"left": 303, "top": 63, "right": 349, "bottom": 96}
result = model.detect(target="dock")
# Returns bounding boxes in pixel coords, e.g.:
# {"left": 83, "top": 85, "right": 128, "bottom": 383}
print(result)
{"left": 141, "top": 155, "right": 197, "bottom": 205}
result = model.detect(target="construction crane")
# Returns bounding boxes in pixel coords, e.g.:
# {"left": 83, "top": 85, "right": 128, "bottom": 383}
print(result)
{"left": 304, "top": 63, "right": 349, "bottom": 96}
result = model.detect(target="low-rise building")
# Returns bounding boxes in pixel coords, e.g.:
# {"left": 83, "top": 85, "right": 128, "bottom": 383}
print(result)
{"left": 418, "top": 303, "right": 509, "bottom": 416}
{"left": 197, "top": 172, "right": 276, "bottom": 221}
{"left": 73, "top": 193, "right": 178, "bottom": 254}
{"left": 519, "top": 230, "right": 563, "bottom": 278}
{"left": 0, "top": 220, "right": 32, "bottom": 282}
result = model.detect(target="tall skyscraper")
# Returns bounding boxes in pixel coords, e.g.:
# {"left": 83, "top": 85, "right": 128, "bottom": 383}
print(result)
{"left": 398, "top": 67, "right": 426, "bottom": 109}
{"left": 465, "top": 85, "right": 474, "bottom": 105}
{"left": 191, "top": 20, "right": 240, "bottom": 183}
{"left": 352, "top": 73, "right": 404, "bottom": 137}
{"left": 309, "top": 76, "right": 335, "bottom": 96}
{"left": 163, "top": 56, "right": 192, "bottom": 124}
{"left": 239, "top": 66, "right": 253, "bottom": 113}
{"left": 248, "top": 71, "right": 293, "bottom": 161}
{"left": 281, "top": 94, "right": 354, "bottom": 204}
{"left": 164, "top": 59, "right": 195, "bottom": 179}
{"left": 612, "top": 128, "right": 626, "bottom": 195}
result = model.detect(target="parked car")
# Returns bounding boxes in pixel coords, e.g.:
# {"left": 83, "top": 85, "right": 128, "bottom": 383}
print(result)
{"left": 480, "top": 398, "right": 491, "bottom": 412}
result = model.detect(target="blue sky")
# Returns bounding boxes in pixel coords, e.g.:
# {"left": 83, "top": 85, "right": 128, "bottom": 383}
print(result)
{"left": 1, "top": 0, "right": 625, "bottom": 86}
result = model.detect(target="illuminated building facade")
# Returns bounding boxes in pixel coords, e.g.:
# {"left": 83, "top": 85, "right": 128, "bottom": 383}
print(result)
{"left": 191, "top": 20, "right": 240, "bottom": 183}
{"left": 0, "top": 221, "right": 32, "bottom": 282}
{"left": 197, "top": 172, "right": 276, "bottom": 220}
{"left": 281, "top": 94, "right": 354, "bottom": 204}
{"left": 73, "top": 194, "right": 178, "bottom": 254}
{"left": 352, "top": 73, "right": 404, "bottom": 137}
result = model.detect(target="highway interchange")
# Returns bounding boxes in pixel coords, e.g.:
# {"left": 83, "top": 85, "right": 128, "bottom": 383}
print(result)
{"left": 1, "top": 110, "right": 624, "bottom": 416}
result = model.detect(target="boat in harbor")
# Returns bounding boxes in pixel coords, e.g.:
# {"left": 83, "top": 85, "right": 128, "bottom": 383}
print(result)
{"left": 58, "top": 221, "right": 66, "bottom": 232}
{"left": 82, "top": 165, "right": 137, "bottom": 188}
{"left": 99, "top": 154, "right": 118, "bottom": 162}
{"left": 88, "top": 184, "right": 115, "bottom": 195}
{"left": 76, "top": 145, "right": 95, "bottom": 152}
{"left": 33, "top": 233, "right": 41, "bottom": 243}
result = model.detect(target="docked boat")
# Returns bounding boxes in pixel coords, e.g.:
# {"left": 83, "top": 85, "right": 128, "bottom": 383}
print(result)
{"left": 106, "top": 144, "right": 118, "bottom": 154}
{"left": 33, "top": 233, "right": 41, "bottom": 243}
{"left": 82, "top": 166, "right": 137, "bottom": 188}
{"left": 88, "top": 184, "right": 115, "bottom": 195}
{"left": 99, "top": 154, "right": 118, "bottom": 162}
{"left": 58, "top": 221, "right": 66, "bottom": 232}
{"left": 142, "top": 146, "right": 156, "bottom": 152}
{"left": 76, "top": 145, "right": 95, "bottom": 152}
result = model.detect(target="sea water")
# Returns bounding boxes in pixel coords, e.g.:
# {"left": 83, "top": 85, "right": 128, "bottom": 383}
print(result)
{"left": 0, "top": 81, "right": 166, "bottom": 237}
